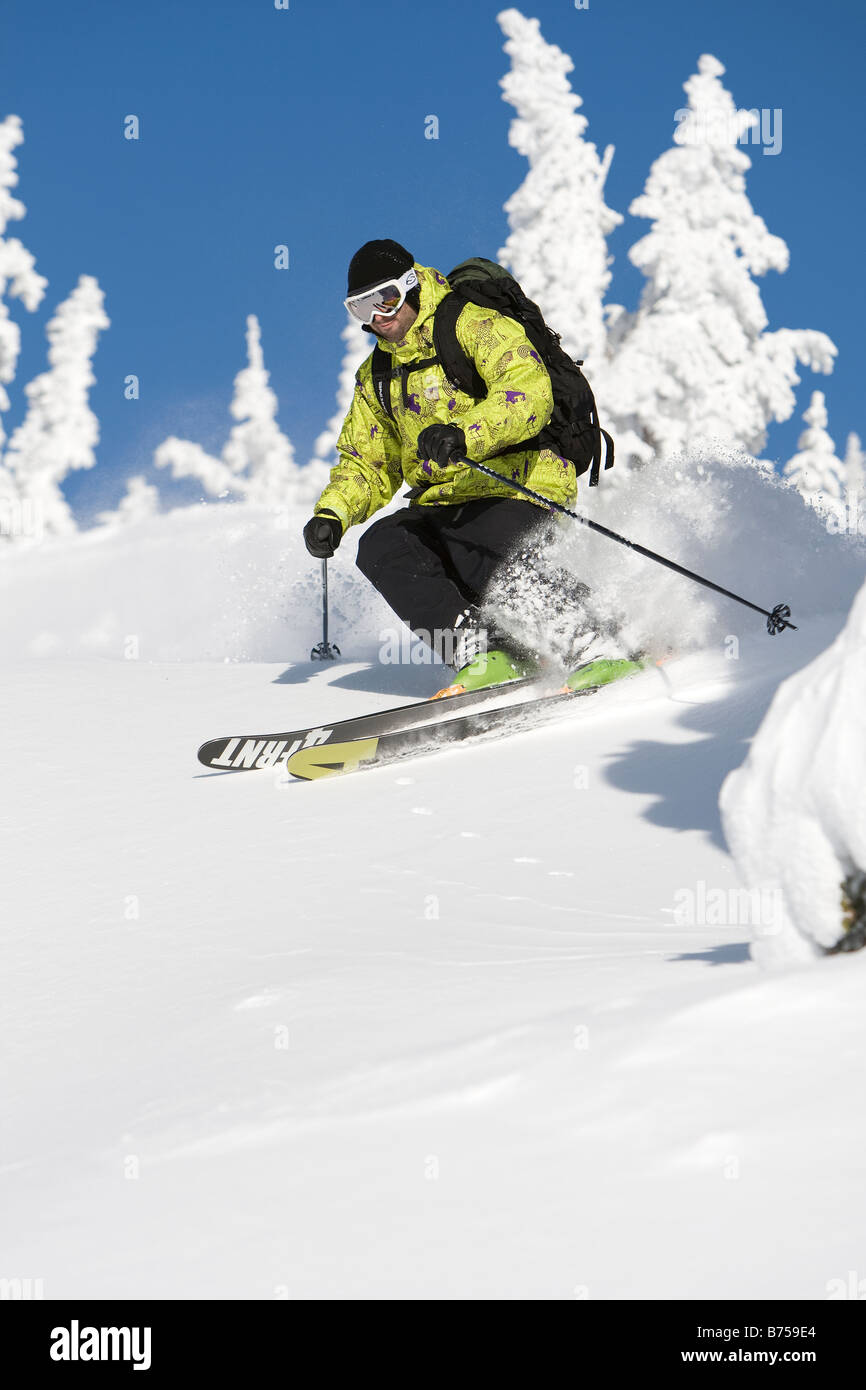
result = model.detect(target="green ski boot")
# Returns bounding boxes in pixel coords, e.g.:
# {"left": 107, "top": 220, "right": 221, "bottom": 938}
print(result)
{"left": 564, "top": 656, "right": 646, "bottom": 693}
{"left": 432, "top": 649, "right": 538, "bottom": 700}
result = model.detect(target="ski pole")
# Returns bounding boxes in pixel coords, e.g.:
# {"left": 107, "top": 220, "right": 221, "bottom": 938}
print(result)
{"left": 456, "top": 456, "right": 796, "bottom": 636}
{"left": 310, "top": 558, "right": 341, "bottom": 660}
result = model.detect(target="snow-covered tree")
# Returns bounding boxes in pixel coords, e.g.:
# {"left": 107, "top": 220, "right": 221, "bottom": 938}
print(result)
{"left": 96, "top": 474, "right": 159, "bottom": 528}
{"left": 155, "top": 314, "right": 300, "bottom": 506}
{"left": 2, "top": 275, "right": 109, "bottom": 536}
{"left": 845, "top": 432, "right": 864, "bottom": 505}
{"left": 496, "top": 7, "right": 621, "bottom": 368}
{"left": 153, "top": 437, "right": 235, "bottom": 499}
{"left": 0, "top": 458, "right": 33, "bottom": 541}
{"left": 782, "top": 391, "right": 845, "bottom": 510}
{"left": 307, "top": 314, "right": 370, "bottom": 488}
{"left": 0, "top": 114, "right": 47, "bottom": 452}
{"left": 841, "top": 432, "right": 866, "bottom": 538}
{"left": 605, "top": 55, "right": 836, "bottom": 470}
{"left": 221, "top": 315, "right": 296, "bottom": 504}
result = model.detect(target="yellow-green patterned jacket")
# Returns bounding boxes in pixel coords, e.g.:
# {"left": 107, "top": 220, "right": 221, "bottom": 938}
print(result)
{"left": 314, "top": 263, "right": 578, "bottom": 532}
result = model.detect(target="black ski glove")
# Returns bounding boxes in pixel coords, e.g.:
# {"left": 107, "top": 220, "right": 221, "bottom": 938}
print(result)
{"left": 417, "top": 424, "right": 466, "bottom": 468}
{"left": 303, "top": 511, "right": 342, "bottom": 559}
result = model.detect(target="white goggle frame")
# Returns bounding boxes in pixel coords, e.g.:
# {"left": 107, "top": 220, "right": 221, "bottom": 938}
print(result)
{"left": 344, "top": 266, "right": 418, "bottom": 324}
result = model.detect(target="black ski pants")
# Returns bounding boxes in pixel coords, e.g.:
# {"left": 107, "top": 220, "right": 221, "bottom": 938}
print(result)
{"left": 355, "top": 497, "right": 560, "bottom": 663}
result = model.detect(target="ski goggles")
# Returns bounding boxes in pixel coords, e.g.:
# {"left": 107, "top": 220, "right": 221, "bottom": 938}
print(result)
{"left": 344, "top": 266, "right": 418, "bottom": 324}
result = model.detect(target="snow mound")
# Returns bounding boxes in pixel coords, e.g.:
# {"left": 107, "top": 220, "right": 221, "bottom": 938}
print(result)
{"left": 0, "top": 452, "right": 861, "bottom": 673}
{"left": 0, "top": 501, "right": 398, "bottom": 665}
{"left": 548, "top": 450, "right": 865, "bottom": 659}
{"left": 720, "top": 575, "right": 866, "bottom": 965}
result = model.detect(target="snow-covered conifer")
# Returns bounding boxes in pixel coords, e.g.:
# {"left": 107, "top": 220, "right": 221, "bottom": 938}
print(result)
{"left": 844, "top": 432, "right": 864, "bottom": 505}
{"left": 2, "top": 275, "right": 109, "bottom": 536}
{"left": 307, "top": 315, "right": 370, "bottom": 496}
{"left": 783, "top": 391, "right": 845, "bottom": 509}
{"left": 221, "top": 315, "right": 295, "bottom": 505}
{"left": 155, "top": 315, "right": 300, "bottom": 506}
{"left": 496, "top": 8, "right": 621, "bottom": 368}
{"left": 605, "top": 55, "right": 835, "bottom": 468}
{"left": 0, "top": 114, "right": 48, "bottom": 451}
{"left": 152, "top": 436, "right": 236, "bottom": 499}
{"left": 96, "top": 474, "right": 159, "bottom": 528}
{"left": 840, "top": 432, "right": 866, "bottom": 537}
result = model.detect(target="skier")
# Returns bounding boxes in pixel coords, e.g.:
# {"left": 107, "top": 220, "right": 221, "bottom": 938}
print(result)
{"left": 303, "top": 239, "right": 641, "bottom": 697}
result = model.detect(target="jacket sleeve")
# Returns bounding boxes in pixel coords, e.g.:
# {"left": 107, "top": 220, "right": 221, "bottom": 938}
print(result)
{"left": 454, "top": 308, "right": 554, "bottom": 463}
{"left": 314, "top": 374, "right": 405, "bottom": 531}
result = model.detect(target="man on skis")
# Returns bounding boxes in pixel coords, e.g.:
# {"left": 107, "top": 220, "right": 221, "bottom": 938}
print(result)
{"left": 303, "top": 238, "right": 641, "bottom": 697}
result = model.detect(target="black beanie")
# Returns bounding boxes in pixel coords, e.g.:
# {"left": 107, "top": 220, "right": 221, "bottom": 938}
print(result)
{"left": 347, "top": 238, "right": 415, "bottom": 294}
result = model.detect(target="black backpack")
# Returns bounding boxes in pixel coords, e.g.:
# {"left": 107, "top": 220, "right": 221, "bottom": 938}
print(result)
{"left": 364, "top": 257, "right": 614, "bottom": 486}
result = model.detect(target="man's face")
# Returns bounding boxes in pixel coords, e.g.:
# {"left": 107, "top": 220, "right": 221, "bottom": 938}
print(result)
{"left": 370, "top": 298, "right": 418, "bottom": 343}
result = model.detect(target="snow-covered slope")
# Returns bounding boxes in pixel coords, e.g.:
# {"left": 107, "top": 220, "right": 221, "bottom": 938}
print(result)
{"left": 1, "top": 461, "right": 864, "bottom": 1299}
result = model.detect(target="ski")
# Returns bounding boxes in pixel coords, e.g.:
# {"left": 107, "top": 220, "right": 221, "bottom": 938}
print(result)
{"left": 284, "top": 684, "right": 598, "bottom": 780}
{"left": 197, "top": 674, "right": 543, "bottom": 772}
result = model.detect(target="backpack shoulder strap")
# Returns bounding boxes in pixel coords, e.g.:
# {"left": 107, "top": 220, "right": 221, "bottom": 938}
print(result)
{"left": 360, "top": 298, "right": 490, "bottom": 418}
{"left": 361, "top": 343, "right": 441, "bottom": 419}
{"left": 432, "top": 294, "right": 487, "bottom": 400}
{"left": 364, "top": 344, "right": 395, "bottom": 420}
{"left": 587, "top": 425, "right": 615, "bottom": 487}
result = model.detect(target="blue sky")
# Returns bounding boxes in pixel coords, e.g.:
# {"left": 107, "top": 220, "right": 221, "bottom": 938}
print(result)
{"left": 2, "top": 0, "right": 863, "bottom": 523}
